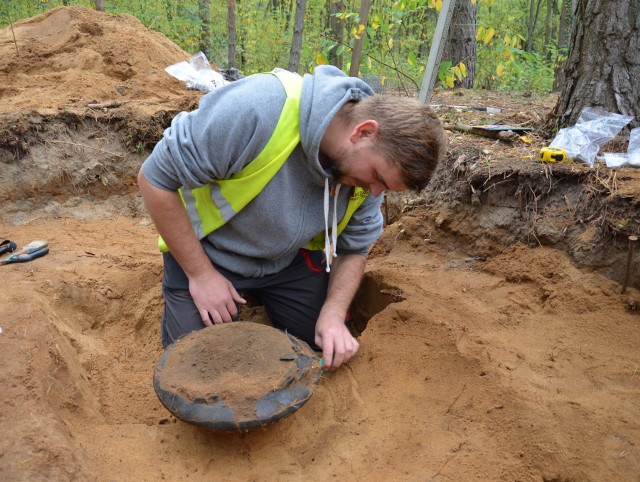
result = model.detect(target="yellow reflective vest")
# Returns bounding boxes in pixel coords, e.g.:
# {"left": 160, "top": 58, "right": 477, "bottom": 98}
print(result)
{"left": 158, "top": 69, "right": 368, "bottom": 253}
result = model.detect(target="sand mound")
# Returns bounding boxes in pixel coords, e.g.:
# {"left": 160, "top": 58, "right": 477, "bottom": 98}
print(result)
{"left": 0, "top": 6, "right": 205, "bottom": 210}
{"left": 0, "top": 6, "right": 192, "bottom": 114}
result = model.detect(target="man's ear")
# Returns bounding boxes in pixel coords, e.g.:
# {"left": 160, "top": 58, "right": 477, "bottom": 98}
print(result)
{"left": 349, "top": 120, "right": 379, "bottom": 144}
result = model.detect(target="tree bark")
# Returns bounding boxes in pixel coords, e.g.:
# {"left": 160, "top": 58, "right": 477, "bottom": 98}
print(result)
{"left": 553, "top": 0, "right": 573, "bottom": 90}
{"left": 288, "top": 0, "right": 307, "bottom": 73}
{"left": 198, "top": 0, "right": 211, "bottom": 58}
{"left": 329, "top": 0, "right": 345, "bottom": 69}
{"left": 543, "top": 0, "right": 554, "bottom": 54}
{"left": 228, "top": 0, "right": 237, "bottom": 69}
{"left": 349, "top": 0, "right": 371, "bottom": 77}
{"left": 442, "top": 0, "right": 477, "bottom": 89}
{"left": 553, "top": 0, "right": 640, "bottom": 130}
{"left": 526, "top": 0, "right": 543, "bottom": 52}
{"left": 557, "top": 0, "right": 572, "bottom": 51}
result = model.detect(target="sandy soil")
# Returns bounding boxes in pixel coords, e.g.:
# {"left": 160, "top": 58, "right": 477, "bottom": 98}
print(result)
{"left": 1, "top": 7, "right": 639, "bottom": 482}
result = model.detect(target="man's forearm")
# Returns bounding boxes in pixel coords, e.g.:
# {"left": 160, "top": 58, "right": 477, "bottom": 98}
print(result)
{"left": 137, "top": 170, "right": 213, "bottom": 279}
{"left": 321, "top": 254, "right": 367, "bottom": 319}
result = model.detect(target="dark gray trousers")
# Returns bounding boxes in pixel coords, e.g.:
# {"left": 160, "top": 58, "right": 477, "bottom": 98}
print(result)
{"left": 160, "top": 249, "right": 329, "bottom": 349}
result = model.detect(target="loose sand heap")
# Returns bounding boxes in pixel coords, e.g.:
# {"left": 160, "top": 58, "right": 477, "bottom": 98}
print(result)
{"left": 1, "top": 6, "right": 639, "bottom": 482}
{"left": 0, "top": 6, "right": 192, "bottom": 114}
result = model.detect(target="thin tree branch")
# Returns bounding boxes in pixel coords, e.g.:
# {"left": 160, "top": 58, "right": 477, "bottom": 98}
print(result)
{"left": 8, "top": 12, "right": 19, "bottom": 55}
{"left": 317, "top": 32, "right": 419, "bottom": 91}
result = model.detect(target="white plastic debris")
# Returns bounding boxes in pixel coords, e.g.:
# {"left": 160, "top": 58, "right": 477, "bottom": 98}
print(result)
{"left": 165, "top": 51, "right": 229, "bottom": 93}
{"left": 602, "top": 127, "right": 640, "bottom": 168}
{"left": 550, "top": 107, "right": 633, "bottom": 167}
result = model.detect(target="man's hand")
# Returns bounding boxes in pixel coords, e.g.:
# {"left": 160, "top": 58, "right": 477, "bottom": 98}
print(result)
{"left": 313, "top": 254, "right": 366, "bottom": 370}
{"left": 314, "top": 313, "right": 359, "bottom": 370}
{"left": 189, "top": 266, "right": 246, "bottom": 325}
{"left": 138, "top": 171, "right": 246, "bottom": 323}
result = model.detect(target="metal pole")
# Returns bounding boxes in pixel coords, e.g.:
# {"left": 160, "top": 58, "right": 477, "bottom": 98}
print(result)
{"left": 418, "top": 0, "right": 456, "bottom": 104}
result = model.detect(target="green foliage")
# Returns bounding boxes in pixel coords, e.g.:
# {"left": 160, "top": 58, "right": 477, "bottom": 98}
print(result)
{"left": 438, "top": 61, "right": 468, "bottom": 88}
{"left": 236, "top": 2, "right": 291, "bottom": 73}
{"left": 495, "top": 49, "right": 554, "bottom": 93}
{"left": 474, "top": 0, "right": 560, "bottom": 93}
{"left": 0, "top": 0, "right": 564, "bottom": 94}
{"left": 313, "top": 0, "right": 437, "bottom": 87}
{"left": 365, "top": 0, "right": 435, "bottom": 80}
{"left": 110, "top": 1, "right": 204, "bottom": 54}
{"left": 0, "top": 0, "right": 93, "bottom": 24}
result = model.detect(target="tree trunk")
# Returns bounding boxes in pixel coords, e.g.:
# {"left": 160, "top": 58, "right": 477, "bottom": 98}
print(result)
{"left": 228, "top": 0, "right": 237, "bottom": 68}
{"left": 557, "top": 0, "right": 572, "bottom": 51}
{"left": 543, "top": 0, "right": 553, "bottom": 53}
{"left": 329, "top": 0, "right": 345, "bottom": 70}
{"left": 349, "top": 0, "right": 371, "bottom": 77}
{"left": 288, "top": 0, "right": 307, "bottom": 73}
{"left": 526, "top": 0, "right": 543, "bottom": 52}
{"left": 552, "top": 0, "right": 640, "bottom": 130}
{"left": 442, "top": 0, "right": 477, "bottom": 89}
{"left": 198, "top": 0, "right": 211, "bottom": 58}
{"left": 553, "top": 0, "right": 573, "bottom": 90}
{"left": 94, "top": 0, "right": 104, "bottom": 11}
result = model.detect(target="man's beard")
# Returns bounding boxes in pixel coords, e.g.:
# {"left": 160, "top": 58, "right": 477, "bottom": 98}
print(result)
{"left": 319, "top": 147, "right": 348, "bottom": 183}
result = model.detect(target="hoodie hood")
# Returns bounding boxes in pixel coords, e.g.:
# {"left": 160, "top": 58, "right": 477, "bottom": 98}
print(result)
{"left": 299, "top": 65, "right": 375, "bottom": 183}
{"left": 297, "top": 66, "right": 375, "bottom": 272}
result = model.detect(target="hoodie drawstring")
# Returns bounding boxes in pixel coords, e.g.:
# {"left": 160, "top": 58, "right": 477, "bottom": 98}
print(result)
{"left": 332, "top": 183, "right": 341, "bottom": 260}
{"left": 323, "top": 178, "right": 341, "bottom": 273}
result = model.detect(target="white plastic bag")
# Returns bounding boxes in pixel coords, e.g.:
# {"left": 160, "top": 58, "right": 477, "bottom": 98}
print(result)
{"left": 165, "top": 52, "right": 229, "bottom": 92}
{"left": 603, "top": 128, "right": 640, "bottom": 168}
{"left": 550, "top": 107, "right": 633, "bottom": 167}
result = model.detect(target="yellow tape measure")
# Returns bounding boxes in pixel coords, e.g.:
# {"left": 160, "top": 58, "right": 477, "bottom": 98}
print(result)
{"left": 540, "top": 147, "right": 567, "bottom": 163}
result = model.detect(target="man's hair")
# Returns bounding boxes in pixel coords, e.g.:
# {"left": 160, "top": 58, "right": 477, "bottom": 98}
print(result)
{"left": 347, "top": 96, "right": 447, "bottom": 191}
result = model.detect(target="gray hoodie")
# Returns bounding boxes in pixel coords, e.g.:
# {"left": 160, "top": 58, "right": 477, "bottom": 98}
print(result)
{"left": 141, "top": 65, "right": 383, "bottom": 278}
